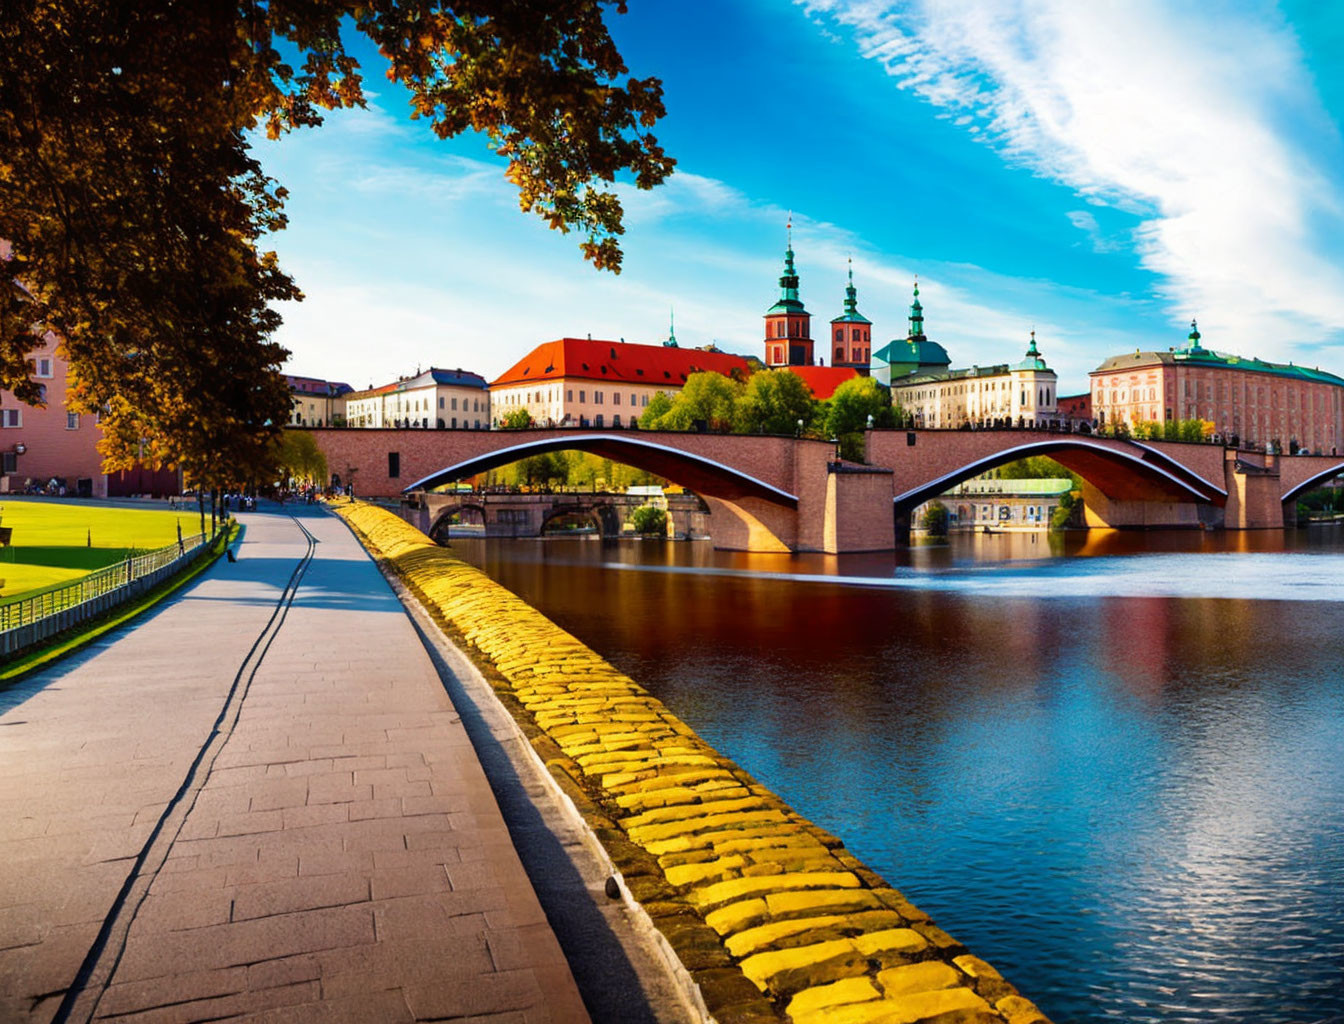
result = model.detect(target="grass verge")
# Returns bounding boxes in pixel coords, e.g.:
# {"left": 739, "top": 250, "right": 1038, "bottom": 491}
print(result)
{"left": 0, "top": 523, "right": 239, "bottom": 683}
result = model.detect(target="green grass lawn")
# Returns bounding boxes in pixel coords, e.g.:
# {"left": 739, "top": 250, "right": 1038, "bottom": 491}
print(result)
{"left": 0, "top": 500, "right": 202, "bottom": 600}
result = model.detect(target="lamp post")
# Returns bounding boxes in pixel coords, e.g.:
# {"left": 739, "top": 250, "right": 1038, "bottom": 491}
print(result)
{"left": 796, "top": 419, "right": 804, "bottom": 438}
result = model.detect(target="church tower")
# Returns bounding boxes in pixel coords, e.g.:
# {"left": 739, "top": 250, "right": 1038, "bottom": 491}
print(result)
{"left": 763, "top": 221, "right": 813, "bottom": 367}
{"left": 829, "top": 259, "right": 872, "bottom": 372}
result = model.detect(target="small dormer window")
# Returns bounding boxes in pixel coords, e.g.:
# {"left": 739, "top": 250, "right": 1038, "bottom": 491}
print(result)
{"left": 664, "top": 370, "right": 671, "bottom": 378}
{"left": 601, "top": 365, "right": 608, "bottom": 374}
{"left": 582, "top": 362, "right": 589, "bottom": 370}
{"left": 610, "top": 347, "right": 617, "bottom": 359}
{"left": 636, "top": 368, "right": 644, "bottom": 376}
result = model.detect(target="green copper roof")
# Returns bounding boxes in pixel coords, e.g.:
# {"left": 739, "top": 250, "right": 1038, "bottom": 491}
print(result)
{"left": 1014, "top": 329, "right": 1050, "bottom": 371}
{"left": 873, "top": 337, "right": 951, "bottom": 370}
{"left": 831, "top": 261, "right": 871, "bottom": 325}
{"left": 1181, "top": 318, "right": 1209, "bottom": 356}
{"left": 1094, "top": 341, "right": 1344, "bottom": 388}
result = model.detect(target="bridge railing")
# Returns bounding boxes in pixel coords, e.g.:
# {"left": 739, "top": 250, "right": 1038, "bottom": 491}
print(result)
{"left": 0, "top": 531, "right": 210, "bottom": 658}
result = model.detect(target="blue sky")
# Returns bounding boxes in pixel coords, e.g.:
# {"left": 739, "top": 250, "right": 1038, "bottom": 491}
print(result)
{"left": 261, "top": 0, "right": 1344, "bottom": 395}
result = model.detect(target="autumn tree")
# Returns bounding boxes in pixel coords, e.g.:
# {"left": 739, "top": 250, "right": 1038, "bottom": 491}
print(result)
{"left": 1, "top": 0, "right": 673, "bottom": 483}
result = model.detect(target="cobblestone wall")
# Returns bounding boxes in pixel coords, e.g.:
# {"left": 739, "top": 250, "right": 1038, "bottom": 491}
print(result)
{"left": 335, "top": 502, "right": 1053, "bottom": 1024}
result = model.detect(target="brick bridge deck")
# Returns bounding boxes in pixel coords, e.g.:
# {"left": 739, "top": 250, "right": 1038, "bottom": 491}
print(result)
{"left": 309, "top": 427, "right": 1344, "bottom": 550}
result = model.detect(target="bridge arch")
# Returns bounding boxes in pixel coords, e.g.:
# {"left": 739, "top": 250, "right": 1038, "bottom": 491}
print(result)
{"left": 403, "top": 432, "right": 799, "bottom": 507}
{"left": 891, "top": 437, "right": 1225, "bottom": 513}
{"left": 427, "top": 502, "right": 487, "bottom": 542}
{"left": 538, "top": 503, "right": 622, "bottom": 538}
{"left": 1281, "top": 461, "right": 1344, "bottom": 503}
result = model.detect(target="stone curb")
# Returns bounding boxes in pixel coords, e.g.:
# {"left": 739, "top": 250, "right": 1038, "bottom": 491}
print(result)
{"left": 335, "top": 503, "right": 1053, "bottom": 1024}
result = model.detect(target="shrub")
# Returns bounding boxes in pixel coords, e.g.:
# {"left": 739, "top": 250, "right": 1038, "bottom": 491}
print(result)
{"left": 629, "top": 504, "right": 667, "bottom": 536}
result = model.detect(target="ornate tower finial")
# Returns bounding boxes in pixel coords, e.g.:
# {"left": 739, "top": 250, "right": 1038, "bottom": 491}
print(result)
{"left": 665, "top": 307, "right": 678, "bottom": 347}
{"left": 908, "top": 276, "right": 925, "bottom": 341}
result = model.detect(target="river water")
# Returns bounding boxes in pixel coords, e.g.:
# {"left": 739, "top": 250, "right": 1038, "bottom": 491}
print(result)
{"left": 451, "top": 528, "right": 1344, "bottom": 1024}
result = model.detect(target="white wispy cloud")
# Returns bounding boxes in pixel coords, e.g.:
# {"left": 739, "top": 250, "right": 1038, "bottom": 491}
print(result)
{"left": 800, "top": 0, "right": 1344, "bottom": 360}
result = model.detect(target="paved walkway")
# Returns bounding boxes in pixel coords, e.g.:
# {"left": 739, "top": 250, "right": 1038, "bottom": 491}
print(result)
{"left": 0, "top": 506, "right": 589, "bottom": 1023}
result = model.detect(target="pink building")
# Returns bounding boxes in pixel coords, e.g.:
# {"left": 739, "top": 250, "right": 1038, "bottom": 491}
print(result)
{"left": 0, "top": 333, "right": 178, "bottom": 497}
{"left": 1091, "top": 321, "right": 1344, "bottom": 453}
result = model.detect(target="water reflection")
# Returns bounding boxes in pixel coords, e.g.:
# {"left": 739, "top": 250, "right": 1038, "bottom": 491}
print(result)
{"left": 452, "top": 531, "right": 1344, "bottom": 1024}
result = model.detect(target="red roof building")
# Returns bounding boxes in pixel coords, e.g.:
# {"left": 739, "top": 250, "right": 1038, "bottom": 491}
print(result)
{"left": 490, "top": 338, "right": 750, "bottom": 428}
{"left": 785, "top": 365, "right": 860, "bottom": 401}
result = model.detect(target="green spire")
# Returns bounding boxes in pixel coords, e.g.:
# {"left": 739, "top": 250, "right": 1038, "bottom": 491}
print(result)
{"left": 765, "top": 216, "right": 809, "bottom": 315}
{"left": 1014, "top": 327, "right": 1050, "bottom": 371}
{"left": 664, "top": 307, "right": 678, "bottom": 347}
{"left": 831, "top": 258, "right": 871, "bottom": 324}
{"left": 1185, "top": 318, "right": 1206, "bottom": 353}
{"left": 907, "top": 276, "right": 925, "bottom": 341}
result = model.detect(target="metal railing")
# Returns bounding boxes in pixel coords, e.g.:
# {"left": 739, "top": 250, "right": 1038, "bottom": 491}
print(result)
{"left": 1, "top": 531, "right": 210, "bottom": 658}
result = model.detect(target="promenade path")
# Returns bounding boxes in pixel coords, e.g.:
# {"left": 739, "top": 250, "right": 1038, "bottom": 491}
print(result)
{"left": 0, "top": 506, "right": 590, "bottom": 1023}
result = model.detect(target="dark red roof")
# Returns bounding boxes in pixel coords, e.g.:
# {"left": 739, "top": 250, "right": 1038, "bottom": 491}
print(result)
{"left": 785, "top": 365, "right": 860, "bottom": 400}
{"left": 491, "top": 338, "right": 750, "bottom": 389}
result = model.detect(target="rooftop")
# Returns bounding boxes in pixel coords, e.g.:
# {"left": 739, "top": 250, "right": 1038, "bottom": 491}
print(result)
{"left": 1092, "top": 348, "right": 1344, "bottom": 386}
{"left": 786, "top": 365, "right": 860, "bottom": 400}
{"left": 491, "top": 337, "right": 751, "bottom": 389}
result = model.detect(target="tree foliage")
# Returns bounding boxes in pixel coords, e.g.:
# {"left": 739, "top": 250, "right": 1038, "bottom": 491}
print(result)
{"left": 501, "top": 407, "right": 535, "bottom": 429}
{"left": 275, "top": 429, "right": 329, "bottom": 485}
{"left": 629, "top": 503, "right": 667, "bottom": 535}
{"left": 736, "top": 369, "right": 817, "bottom": 436}
{"left": 641, "top": 372, "right": 743, "bottom": 432}
{"left": 1, "top": 0, "right": 672, "bottom": 483}
{"left": 823, "top": 375, "right": 894, "bottom": 459}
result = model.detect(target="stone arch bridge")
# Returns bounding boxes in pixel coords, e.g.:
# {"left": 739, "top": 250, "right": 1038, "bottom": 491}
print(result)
{"left": 308, "top": 427, "right": 1342, "bottom": 553}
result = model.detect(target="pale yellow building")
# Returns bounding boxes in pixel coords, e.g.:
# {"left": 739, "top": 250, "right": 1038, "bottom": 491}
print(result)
{"left": 892, "top": 333, "right": 1059, "bottom": 428}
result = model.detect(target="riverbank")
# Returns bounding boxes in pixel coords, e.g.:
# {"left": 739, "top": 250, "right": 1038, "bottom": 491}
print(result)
{"left": 336, "top": 502, "right": 1051, "bottom": 1024}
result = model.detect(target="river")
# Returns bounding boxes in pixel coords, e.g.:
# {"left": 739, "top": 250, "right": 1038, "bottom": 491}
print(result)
{"left": 451, "top": 527, "right": 1344, "bottom": 1024}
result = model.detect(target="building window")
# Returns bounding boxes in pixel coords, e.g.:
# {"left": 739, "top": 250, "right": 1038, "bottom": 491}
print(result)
{"left": 595, "top": 414, "right": 604, "bottom": 427}
{"left": 835, "top": 329, "right": 842, "bottom": 341}
{"left": 37, "top": 357, "right": 54, "bottom": 378}
{"left": 595, "top": 391, "right": 604, "bottom": 404}
{"left": 613, "top": 414, "right": 622, "bottom": 427}
{"left": 67, "top": 411, "right": 79, "bottom": 430}
{"left": 439, "top": 396, "right": 444, "bottom": 409}
{"left": 2, "top": 451, "right": 15, "bottom": 474}
{"left": 642, "top": 394, "right": 649, "bottom": 406}
{"left": 388, "top": 452, "right": 400, "bottom": 478}
{"left": 1, "top": 408, "right": 20, "bottom": 427}
{"left": 579, "top": 390, "right": 586, "bottom": 403}
{"left": 630, "top": 393, "right": 637, "bottom": 406}
{"left": 567, "top": 390, "right": 573, "bottom": 402}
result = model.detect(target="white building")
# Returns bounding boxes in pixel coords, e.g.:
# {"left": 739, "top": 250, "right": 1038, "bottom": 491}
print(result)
{"left": 345, "top": 368, "right": 490, "bottom": 429}
{"left": 892, "top": 333, "right": 1059, "bottom": 428}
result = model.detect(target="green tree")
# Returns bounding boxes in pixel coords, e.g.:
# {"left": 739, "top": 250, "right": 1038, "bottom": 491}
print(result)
{"left": 1050, "top": 491, "right": 1078, "bottom": 531}
{"left": 501, "top": 408, "right": 534, "bottom": 429}
{"left": 735, "top": 369, "right": 817, "bottom": 436}
{"left": 656, "top": 372, "right": 743, "bottom": 431}
{"left": 822, "top": 376, "right": 894, "bottom": 460}
{"left": 629, "top": 503, "right": 667, "bottom": 536}
{"left": 638, "top": 391, "right": 675, "bottom": 429}
{"left": 274, "top": 429, "right": 329, "bottom": 486}
{"left": 918, "top": 500, "right": 949, "bottom": 537}
{"left": 2, "top": 0, "right": 672, "bottom": 479}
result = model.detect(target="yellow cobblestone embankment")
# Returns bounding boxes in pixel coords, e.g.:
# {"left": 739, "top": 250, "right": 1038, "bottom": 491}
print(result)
{"left": 335, "top": 503, "right": 1053, "bottom": 1024}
